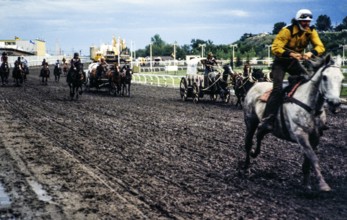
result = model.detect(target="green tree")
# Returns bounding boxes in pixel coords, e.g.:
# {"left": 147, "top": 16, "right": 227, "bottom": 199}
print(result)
{"left": 151, "top": 34, "right": 165, "bottom": 47}
{"left": 315, "top": 15, "right": 332, "bottom": 31}
{"left": 335, "top": 16, "right": 347, "bottom": 31}
{"left": 272, "top": 22, "right": 286, "bottom": 34}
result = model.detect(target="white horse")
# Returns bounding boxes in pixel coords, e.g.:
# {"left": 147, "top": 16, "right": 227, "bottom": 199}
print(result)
{"left": 243, "top": 54, "right": 344, "bottom": 191}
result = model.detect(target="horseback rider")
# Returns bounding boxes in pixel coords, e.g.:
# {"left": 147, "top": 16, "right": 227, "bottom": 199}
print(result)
{"left": 0, "top": 52, "right": 9, "bottom": 85}
{"left": 14, "top": 57, "right": 22, "bottom": 69}
{"left": 204, "top": 52, "right": 217, "bottom": 87}
{"left": 258, "top": 9, "right": 325, "bottom": 133}
{"left": 70, "top": 52, "right": 82, "bottom": 73}
{"left": 1, "top": 52, "right": 8, "bottom": 68}
{"left": 55, "top": 59, "right": 60, "bottom": 68}
{"left": 13, "top": 57, "right": 23, "bottom": 79}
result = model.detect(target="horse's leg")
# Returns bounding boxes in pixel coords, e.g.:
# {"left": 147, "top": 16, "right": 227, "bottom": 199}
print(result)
{"left": 253, "top": 123, "right": 267, "bottom": 159}
{"left": 69, "top": 85, "right": 74, "bottom": 99}
{"left": 236, "top": 93, "right": 243, "bottom": 109}
{"left": 296, "top": 133, "right": 331, "bottom": 191}
{"left": 302, "top": 155, "right": 311, "bottom": 190}
{"left": 244, "top": 116, "right": 259, "bottom": 169}
{"left": 123, "top": 83, "right": 126, "bottom": 96}
{"left": 75, "top": 86, "right": 79, "bottom": 99}
{"left": 78, "top": 85, "right": 83, "bottom": 95}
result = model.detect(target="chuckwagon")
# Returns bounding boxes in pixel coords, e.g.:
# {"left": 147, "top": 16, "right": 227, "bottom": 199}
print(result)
{"left": 179, "top": 58, "right": 233, "bottom": 103}
{"left": 85, "top": 63, "right": 119, "bottom": 96}
{"left": 85, "top": 63, "right": 133, "bottom": 97}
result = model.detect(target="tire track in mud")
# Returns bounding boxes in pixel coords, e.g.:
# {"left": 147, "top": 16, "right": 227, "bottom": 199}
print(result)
{"left": 0, "top": 87, "right": 232, "bottom": 219}
{"left": 3, "top": 80, "right": 239, "bottom": 218}
{"left": 1, "top": 80, "right": 248, "bottom": 219}
{"left": 0, "top": 86, "right": 170, "bottom": 219}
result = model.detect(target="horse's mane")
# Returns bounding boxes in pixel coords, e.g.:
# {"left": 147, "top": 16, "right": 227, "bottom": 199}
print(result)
{"left": 295, "top": 55, "right": 328, "bottom": 84}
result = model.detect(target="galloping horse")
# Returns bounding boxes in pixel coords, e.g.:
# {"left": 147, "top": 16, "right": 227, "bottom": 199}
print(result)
{"left": 243, "top": 55, "right": 344, "bottom": 191}
{"left": 40, "top": 64, "right": 50, "bottom": 85}
{"left": 0, "top": 62, "right": 9, "bottom": 85}
{"left": 12, "top": 61, "right": 24, "bottom": 86}
{"left": 67, "top": 63, "right": 85, "bottom": 100}
{"left": 54, "top": 64, "right": 62, "bottom": 82}
{"left": 120, "top": 65, "right": 133, "bottom": 96}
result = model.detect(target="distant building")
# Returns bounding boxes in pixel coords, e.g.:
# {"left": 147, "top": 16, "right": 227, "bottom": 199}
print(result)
{"left": 0, "top": 37, "right": 46, "bottom": 56}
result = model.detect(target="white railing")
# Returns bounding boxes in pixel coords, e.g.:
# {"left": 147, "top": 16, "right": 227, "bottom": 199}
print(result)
{"left": 132, "top": 73, "right": 182, "bottom": 88}
{"left": 132, "top": 72, "right": 347, "bottom": 90}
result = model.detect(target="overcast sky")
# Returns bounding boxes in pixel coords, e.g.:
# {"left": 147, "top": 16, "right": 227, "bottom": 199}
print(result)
{"left": 0, "top": 0, "right": 345, "bottom": 56}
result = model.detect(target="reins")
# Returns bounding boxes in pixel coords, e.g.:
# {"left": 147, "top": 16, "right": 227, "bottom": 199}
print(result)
{"left": 283, "top": 63, "right": 338, "bottom": 115}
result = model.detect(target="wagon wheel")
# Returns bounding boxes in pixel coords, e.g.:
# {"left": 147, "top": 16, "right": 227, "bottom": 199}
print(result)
{"left": 192, "top": 83, "right": 199, "bottom": 104}
{"left": 179, "top": 77, "right": 188, "bottom": 101}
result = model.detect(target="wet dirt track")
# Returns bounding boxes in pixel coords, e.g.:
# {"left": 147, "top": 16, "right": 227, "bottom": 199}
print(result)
{"left": 0, "top": 68, "right": 346, "bottom": 219}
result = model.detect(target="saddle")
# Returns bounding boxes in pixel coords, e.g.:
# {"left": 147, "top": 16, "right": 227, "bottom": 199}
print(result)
{"left": 259, "top": 75, "right": 307, "bottom": 102}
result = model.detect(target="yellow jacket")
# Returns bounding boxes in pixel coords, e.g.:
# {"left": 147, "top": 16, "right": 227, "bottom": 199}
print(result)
{"left": 272, "top": 24, "right": 325, "bottom": 58}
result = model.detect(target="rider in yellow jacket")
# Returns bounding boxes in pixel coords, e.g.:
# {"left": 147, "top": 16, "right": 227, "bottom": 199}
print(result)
{"left": 258, "top": 9, "right": 325, "bottom": 133}
{"left": 272, "top": 21, "right": 325, "bottom": 58}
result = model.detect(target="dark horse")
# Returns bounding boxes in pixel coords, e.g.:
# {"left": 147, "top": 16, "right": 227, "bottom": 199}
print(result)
{"left": 12, "top": 61, "right": 24, "bottom": 86}
{"left": 40, "top": 64, "right": 50, "bottom": 85}
{"left": 243, "top": 55, "right": 344, "bottom": 191}
{"left": 107, "top": 65, "right": 122, "bottom": 96}
{"left": 0, "top": 62, "right": 10, "bottom": 85}
{"left": 120, "top": 65, "right": 133, "bottom": 96}
{"left": 215, "top": 64, "right": 234, "bottom": 103}
{"left": 67, "top": 63, "right": 85, "bottom": 100}
{"left": 233, "top": 68, "right": 269, "bottom": 108}
{"left": 54, "top": 64, "right": 62, "bottom": 82}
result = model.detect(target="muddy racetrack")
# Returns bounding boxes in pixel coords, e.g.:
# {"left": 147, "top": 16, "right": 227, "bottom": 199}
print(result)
{"left": 0, "top": 67, "right": 346, "bottom": 219}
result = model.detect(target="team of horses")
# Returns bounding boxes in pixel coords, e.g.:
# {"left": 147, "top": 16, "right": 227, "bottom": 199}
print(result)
{"left": 86, "top": 63, "right": 133, "bottom": 97}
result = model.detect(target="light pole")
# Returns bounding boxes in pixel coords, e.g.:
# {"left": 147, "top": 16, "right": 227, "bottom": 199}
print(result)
{"left": 173, "top": 41, "right": 177, "bottom": 65}
{"left": 339, "top": 44, "right": 347, "bottom": 66}
{"left": 130, "top": 40, "right": 134, "bottom": 68}
{"left": 230, "top": 44, "right": 237, "bottom": 67}
{"left": 199, "top": 44, "right": 206, "bottom": 58}
{"left": 265, "top": 44, "right": 272, "bottom": 67}
{"left": 149, "top": 43, "right": 153, "bottom": 72}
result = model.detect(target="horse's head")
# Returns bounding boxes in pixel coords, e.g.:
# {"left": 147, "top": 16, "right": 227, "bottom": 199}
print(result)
{"left": 318, "top": 55, "right": 344, "bottom": 113}
{"left": 252, "top": 68, "right": 264, "bottom": 81}
{"left": 222, "top": 64, "right": 234, "bottom": 77}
